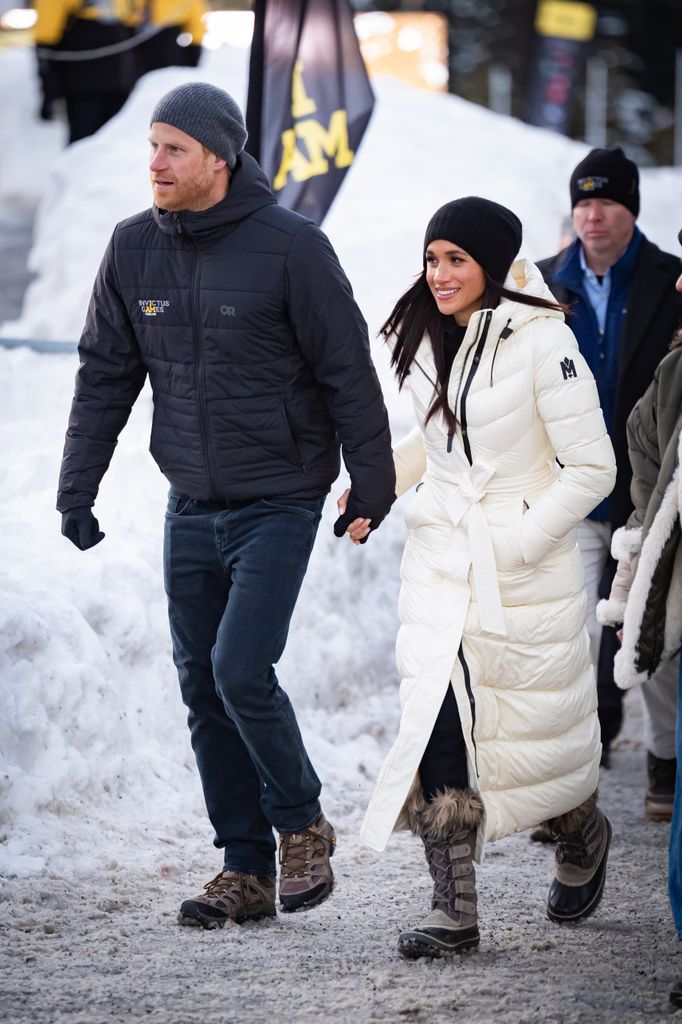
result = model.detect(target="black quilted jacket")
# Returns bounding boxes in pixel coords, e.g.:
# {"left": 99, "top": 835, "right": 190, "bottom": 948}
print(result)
{"left": 57, "top": 153, "right": 395, "bottom": 516}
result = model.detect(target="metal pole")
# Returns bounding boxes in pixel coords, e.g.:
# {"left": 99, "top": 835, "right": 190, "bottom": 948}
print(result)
{"left": 488, "top": 64, "right": 512, "bottom": 117}
{"left": 585, "top": 55, "right": 608, "bottom": 148}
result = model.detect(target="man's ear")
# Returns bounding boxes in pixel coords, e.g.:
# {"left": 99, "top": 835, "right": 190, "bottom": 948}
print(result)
{"left": 213, "top": 155, "right": 227, "bottom": 172}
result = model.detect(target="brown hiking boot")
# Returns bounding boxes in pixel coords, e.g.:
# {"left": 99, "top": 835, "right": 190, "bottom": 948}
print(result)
{"left": 645, "top": 752, "right": 676, "bottom": 822}
{"left": 398, "top": 788, "right": 483, "bottom": 959}
{"left": 545, "top": 796, "right": 611, "bottom": 923}
{"left": 179, "top": 870, "right": 276, "bottom": 929}
{"left": 278, "top": 812, "right": 336, "bottom": 912}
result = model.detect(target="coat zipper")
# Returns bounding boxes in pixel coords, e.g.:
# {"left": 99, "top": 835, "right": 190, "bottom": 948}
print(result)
{"left": 189, "top": 238, "right": 220, "bottom": 498}
{"left": 489, "top": 318, "right": 513, "bottom": 387}
{"left": 458, "top": 646, "right": 479, "bottom": 779}
{"left": 457, "top": 310, "right": 493, "bottom": 464}
{"left": 446, "top": 323, "right": 479, "bottom": 452}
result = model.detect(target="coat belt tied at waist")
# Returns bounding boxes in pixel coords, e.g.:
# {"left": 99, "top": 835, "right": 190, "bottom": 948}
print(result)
{"left": 445, "top": 461, "right": 507, "bottom": 637}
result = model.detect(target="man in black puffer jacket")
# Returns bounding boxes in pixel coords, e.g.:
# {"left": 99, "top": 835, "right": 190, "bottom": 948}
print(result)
{"left": 57, "top": 82, "right": 395, "bottom": 929}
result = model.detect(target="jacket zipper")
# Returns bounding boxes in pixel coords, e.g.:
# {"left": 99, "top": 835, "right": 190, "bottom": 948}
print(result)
{"left": 457, "top": 310, "right": 492, "bottom": 464}
{"left": 189, "top": 239, "right": 220, "bottom": 498}
{"left": 458, "top": 646, "right": 479, "bottom": 778}
{"left": 489, "top": 318, "right": 513, "bottom": 387}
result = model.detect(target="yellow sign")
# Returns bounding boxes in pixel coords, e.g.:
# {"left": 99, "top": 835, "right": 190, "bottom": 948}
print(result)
{"left": 535, "top": 1, "right": 597, "bottom": 42}
{"left": 273, "top": 63, "right": 354, "bottom": 192}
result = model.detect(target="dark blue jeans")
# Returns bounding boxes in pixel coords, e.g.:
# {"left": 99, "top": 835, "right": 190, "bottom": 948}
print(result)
{"left": 163, "top": 489, "right": 325, "bottom": 877}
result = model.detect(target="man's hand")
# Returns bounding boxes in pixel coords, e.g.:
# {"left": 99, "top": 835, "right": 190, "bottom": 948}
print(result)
{"left": 61, "top": 507, "right": 105, "bottom": 551}
{"left": 334, "top": 488, "right": 384, "bottom": 545}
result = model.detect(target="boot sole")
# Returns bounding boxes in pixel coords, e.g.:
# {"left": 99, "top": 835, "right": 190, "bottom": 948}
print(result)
{"left": 279, "top": 875, "right": 334, "bottom": 913}
{"left": 178, "top": 902, "right": 277, "bottom": 929}
{"left": 645, "top": 806, "right": 673, "bottom": 822}
{"left": 398, "top": 926, "right": 480, "bottom": 959}
{"left": 546, "top": 816, "right": 612, "bottom": 924}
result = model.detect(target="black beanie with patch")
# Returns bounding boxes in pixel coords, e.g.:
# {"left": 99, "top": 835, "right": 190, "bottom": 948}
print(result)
{"left": 570, "top": 146, "right": 639, "bottom": 216}
{"left": 423, "top": 196, "right": 523, "bottom": 285}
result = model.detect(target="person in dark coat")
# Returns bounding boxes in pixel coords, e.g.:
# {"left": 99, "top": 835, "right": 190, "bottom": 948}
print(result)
{"left": 133, "top": 0, "right": 207, "bottom": 76}
{"left": 598, "top": 236, "right": 682, "bottom": 1009}
{"left": 56, "top": 82, "right": 396, "bottom": 929}
{"left": 35, "top": 0, "right": 139, "bottom": 145}
{"left": 538, "top": 147, "right": 682, "bottom": 810}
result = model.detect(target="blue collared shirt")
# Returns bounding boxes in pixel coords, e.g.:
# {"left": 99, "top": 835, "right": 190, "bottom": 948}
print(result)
{"left": 579, "top": 246, "right": 611, "bottom": 334}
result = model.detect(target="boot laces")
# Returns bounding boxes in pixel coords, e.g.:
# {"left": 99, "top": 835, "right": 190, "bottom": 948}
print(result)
{"left": 279, "top": 825, "right": 332, "bottom": 880}
{"left": 428, "top": 832, "right": 470, "bottom": 908}
{"left": 556, "top": 830, "right": 586, "bottom": 864}
{"left": 202, "top": 871, "right": 250, "bottom": 908}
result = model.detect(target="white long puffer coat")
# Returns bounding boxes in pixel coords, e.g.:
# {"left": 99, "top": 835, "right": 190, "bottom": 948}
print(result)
{"left": 361, "top": 259, "right": 616, "bottom": 859}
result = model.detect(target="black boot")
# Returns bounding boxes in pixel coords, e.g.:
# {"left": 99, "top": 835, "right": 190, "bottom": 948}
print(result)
{"left": 544, "top": 794, "right": 611, "bottom": 923}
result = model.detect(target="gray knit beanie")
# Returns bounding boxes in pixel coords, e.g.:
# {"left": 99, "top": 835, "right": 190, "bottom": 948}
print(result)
{"left": 150, "top": 82, "right": 247, "bottom": 169}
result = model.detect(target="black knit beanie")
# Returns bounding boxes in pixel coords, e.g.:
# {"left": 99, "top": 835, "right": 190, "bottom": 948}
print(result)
{"left": 150, "top": 82, "right": 247, "bottom": 169}
{"left": 424, "top": 197, "right": 523, "bottom": 284}
{"left": 570, "top": 146, "right": 639, "bottom": 216}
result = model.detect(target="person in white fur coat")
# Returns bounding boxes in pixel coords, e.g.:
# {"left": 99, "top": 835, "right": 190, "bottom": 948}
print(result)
{"left": 598, "top": 239, "right": 682, "bottom": 1008}
{"left": 338, "top": 197, "right": 616, "bottom": 958}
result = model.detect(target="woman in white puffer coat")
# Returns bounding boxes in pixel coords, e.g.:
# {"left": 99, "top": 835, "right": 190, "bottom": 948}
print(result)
{"left": 339, "top": 198, "right": 617, "bottom": 958}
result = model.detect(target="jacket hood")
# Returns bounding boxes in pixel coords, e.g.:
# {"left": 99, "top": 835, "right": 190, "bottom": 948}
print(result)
{"left": 459, "top": 258, "right": 564, "bottom": 343}
{"left": 498, "top": 257, "right": 565, "bottom": 330}
{"left": 153, "top": 151, "right": 276, "bottom": 238}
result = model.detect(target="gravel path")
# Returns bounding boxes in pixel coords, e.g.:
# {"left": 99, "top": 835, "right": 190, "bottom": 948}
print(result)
{"left": 0, "top": 691, "right": 678, "bottom": 1024}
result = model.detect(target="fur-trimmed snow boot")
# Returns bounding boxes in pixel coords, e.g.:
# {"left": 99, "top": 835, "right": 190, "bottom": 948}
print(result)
{"left": 543, "top": 793, "right": 612, "bottom": 923}
{"left": 398, "top": 787, "right": 483, "bottom": 959}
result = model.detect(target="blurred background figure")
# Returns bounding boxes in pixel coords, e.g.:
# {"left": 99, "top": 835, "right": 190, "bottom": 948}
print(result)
{"left": 132, "top": 0, "right": 207, "bottom": 75}
{"left": 34, "top": 0, "right": 138, "bottom": 145}
{"left": 33, "top": 0, "right": 208, "bottom": 146}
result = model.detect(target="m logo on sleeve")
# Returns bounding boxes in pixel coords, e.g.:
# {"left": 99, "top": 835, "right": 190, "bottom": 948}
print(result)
{"left": 560, "top": 357, "right": 577, "bottom": 380}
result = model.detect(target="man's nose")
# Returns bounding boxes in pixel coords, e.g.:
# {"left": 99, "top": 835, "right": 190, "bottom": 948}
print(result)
{"left": 149, "top": 149, "right": 165, "bottom": 171}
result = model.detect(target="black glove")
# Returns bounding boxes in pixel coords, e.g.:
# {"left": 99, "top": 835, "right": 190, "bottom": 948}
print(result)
{"left": 333, "top": 498, "right": 386, "bottom": 545}
{"left": 61, "top": 507, "right": 105, "bottom": 551}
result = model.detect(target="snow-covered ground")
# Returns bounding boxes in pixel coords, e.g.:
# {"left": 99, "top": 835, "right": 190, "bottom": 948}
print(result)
{"left": 1, "top": 40, "right": 681, "bottom": 1024}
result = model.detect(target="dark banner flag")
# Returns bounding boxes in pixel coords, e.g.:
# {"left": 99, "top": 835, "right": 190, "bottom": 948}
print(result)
{"left": 525, "top": 0, "right": 597, "bottom": 134}
{"left": 245, "top": 0, "right": 375, "bottom": 225}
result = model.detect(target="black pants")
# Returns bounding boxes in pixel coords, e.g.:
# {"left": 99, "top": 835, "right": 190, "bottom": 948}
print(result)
{"left": 419, "top": 685, "right": 469, "bottom": 800}
{"left": 65, "top": 92, "right": 129, "bottom": 144}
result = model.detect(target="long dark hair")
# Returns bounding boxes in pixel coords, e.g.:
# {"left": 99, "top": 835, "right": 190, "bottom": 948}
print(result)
{"left": 380, "top": 267, "right": 568, "bottom": 433}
